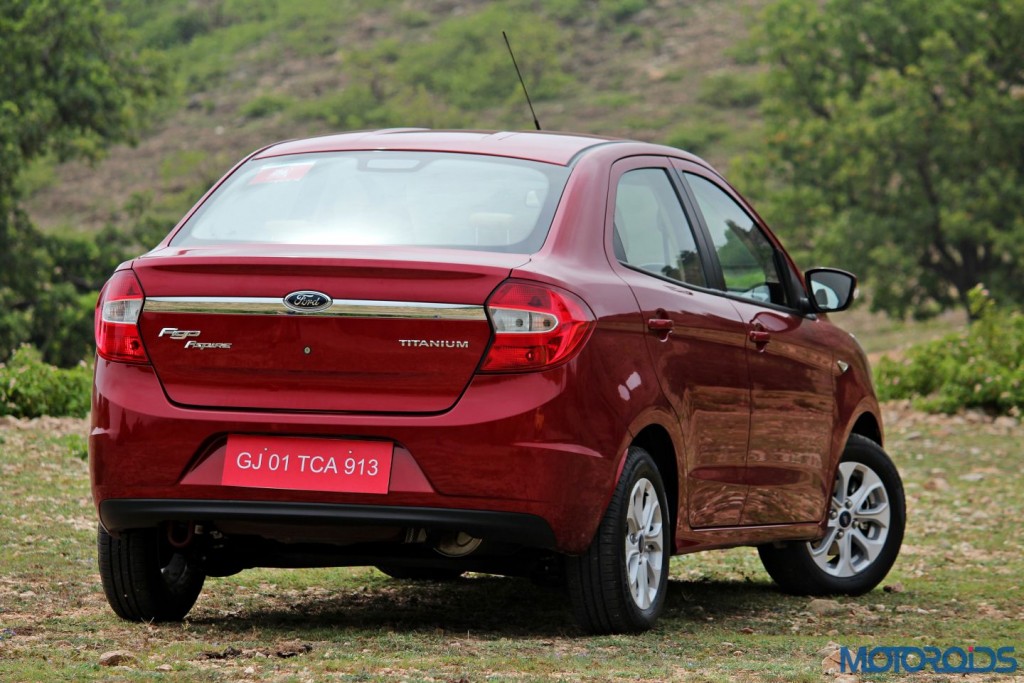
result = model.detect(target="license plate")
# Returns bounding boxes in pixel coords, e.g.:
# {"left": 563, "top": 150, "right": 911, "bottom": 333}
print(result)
{"left": 223, "top": 435, "right": 392, "bottom": 494}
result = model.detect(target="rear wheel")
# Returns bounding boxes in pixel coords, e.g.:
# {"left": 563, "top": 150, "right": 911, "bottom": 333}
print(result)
{"left": 98, "top": 526, "right": 206, "bottom": 621}
{"left": 566, "top": 446, "right": 670, "bottom": 633}
{"left": 758, "top": 434, "right": 905, "bottom": 595}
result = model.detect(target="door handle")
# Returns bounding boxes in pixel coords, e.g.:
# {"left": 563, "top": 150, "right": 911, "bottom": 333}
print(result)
{"left": 748, "top": 329, "right": 771, "bottom": 344}
{"left": 647, "top": 318, "right": 674, "bottom": 332}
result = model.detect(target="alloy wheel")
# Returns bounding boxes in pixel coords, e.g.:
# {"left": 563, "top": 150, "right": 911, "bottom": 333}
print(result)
{"left": 624, "top": 477, "right": 665, "bottom": 609}
{"left": 807, "top": 461, "right": 892, "bottom": 577}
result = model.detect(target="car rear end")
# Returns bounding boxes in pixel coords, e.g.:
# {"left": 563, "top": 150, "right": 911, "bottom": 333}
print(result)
{"left": 90, "top": 142, "right": 624, "bottom": 594}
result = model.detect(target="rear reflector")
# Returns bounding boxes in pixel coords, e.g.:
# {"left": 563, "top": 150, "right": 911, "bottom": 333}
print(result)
{"left": 95, "top": 270, "right": 148, "bottom": 363}
{"left": 480, "top": 281, "right": 595, "bottom": 372}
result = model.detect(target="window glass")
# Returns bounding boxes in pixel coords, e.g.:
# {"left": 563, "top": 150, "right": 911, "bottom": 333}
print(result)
{"left": 685, "top": 173, "right": 787, "bottom": 306}
{"left": 613, "top": 169, "right": 706, "bottom": 287}
{"left": 171, "top": 152, "right": 569, "bottom": 253}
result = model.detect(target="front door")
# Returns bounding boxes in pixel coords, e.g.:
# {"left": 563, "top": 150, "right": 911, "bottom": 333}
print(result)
{"left": 681, "top": 170, "right": 834, "bottom": 524}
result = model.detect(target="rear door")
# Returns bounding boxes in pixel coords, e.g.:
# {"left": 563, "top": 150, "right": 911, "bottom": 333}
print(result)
{"left": 606, "top": 157, "right": 751, "bottom": 528}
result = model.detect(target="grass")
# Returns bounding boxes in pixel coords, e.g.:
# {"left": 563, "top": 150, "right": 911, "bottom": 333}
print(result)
{"left": 1, "top": 410, "right": 1021, "bottom": 681}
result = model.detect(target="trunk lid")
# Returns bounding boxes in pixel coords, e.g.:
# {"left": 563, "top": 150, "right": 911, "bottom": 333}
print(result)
{"left": 133, "top": 245, "right": 523, "bottom": 413}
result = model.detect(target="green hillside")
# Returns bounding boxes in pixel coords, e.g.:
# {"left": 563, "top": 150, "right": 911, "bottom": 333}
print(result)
{"left": 22, "top": 0, "right": 768, "bottom": 235}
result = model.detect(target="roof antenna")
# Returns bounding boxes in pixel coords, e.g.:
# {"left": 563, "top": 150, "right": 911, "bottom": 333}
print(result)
{"left": 503, "top": 31, "right": 541, "bottom": 131}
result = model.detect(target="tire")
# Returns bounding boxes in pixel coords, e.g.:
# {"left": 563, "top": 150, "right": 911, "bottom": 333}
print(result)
{"left": 566, "top": 446, "right": 670, "bottom": 633}
{"left": 758, "top": 434, "right": 905, "bottom": 595}
{"left": 375, "top": 565, "right": 464, "bottom": 582}
{"left": 98, "top": 526, "right": 206, "bottom": 621}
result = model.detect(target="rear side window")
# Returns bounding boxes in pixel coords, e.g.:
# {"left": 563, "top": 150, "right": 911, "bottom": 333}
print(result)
{"left": 613, "top": 168, "right": 707, "bottom": 287}
{"left": 685, "top": 173, "right": 788, "bottom": 306}
{"left": 171, "top": 152, "right": 570, "bottom": 253}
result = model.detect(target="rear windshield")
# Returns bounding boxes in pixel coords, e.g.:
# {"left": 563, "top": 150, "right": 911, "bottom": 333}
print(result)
{"left": 170, "top": 151, "right": 570, "bottom": 253}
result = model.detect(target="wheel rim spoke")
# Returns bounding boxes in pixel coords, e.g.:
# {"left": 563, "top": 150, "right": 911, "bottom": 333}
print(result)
{"left": 642, "top": 495, "right": 656, "bottom": 532}
{"left": 851, "top": 527, "right": 886, "bottom": 566}
{"left": 855, "top": 504, "right": 890, "bottom": 524}
{"left": 833, "top": 464, "right": 852, "bottom": 508}
{"left": 849, "top": 468, "right": 885, "bottom": 510}
{"left": 629, "top": 485, "right": 646, "bottom": 534}
{"left": 636, "top": 556, "right": 650, "bottom": 608}
{"left": 647, "top": 524, "right": 663, "bottom": 552}
{"left": 809, "top": 526, "right": 839, "bottom": 558}
{"left": 627, "top": 547, "right": 641, "bottom": 583}
{"left": 834, "top": 532, "right": 856, "bottom": 576}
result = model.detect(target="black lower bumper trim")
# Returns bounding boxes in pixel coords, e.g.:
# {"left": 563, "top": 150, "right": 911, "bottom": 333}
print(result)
{"left": 98, "top": 499, "right": 558, "bottom": 550}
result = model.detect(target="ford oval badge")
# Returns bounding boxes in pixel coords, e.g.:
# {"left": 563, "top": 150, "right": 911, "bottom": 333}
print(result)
{"left": 283, "top": 290, "right": 333, "bottom": 313}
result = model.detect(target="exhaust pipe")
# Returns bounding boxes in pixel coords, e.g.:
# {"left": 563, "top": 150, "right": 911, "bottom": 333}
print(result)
{"left": 434, "top": 531, "right": 483, "bottom": 558}
{"left": 166, "top": 521, "right": 195, "bottom": 549}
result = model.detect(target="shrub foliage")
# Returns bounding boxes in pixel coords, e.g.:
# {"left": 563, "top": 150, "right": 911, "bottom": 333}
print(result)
{"left": 876, "top": 286, "right": 1024, "bottom": 416}
{"left": 0, "top": 346, "right": 91, "bottom": 419}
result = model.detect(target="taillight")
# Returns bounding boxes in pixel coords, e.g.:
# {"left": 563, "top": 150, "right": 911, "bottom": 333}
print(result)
{"left": 480, "top": 280, "right": 595, "bottom": 372}
{"left": 95, "top": 270, "right": 148, "bottom": 363}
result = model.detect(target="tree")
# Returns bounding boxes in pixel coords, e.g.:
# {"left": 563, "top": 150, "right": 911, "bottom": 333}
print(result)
{"left": 1, "top": 0, "right": 166, "bottom": 362}
{"left": 735, "top": 0, "right": 1024, "bottom": 319}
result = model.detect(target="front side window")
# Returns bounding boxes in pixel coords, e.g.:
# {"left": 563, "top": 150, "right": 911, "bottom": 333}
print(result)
{"left": 613, "top": 168, "right": 707, "bottom": 287}
{"left": 685, "top": 173, "right": 787, "bottom": 306}
{"left": 171, "top": 152, "right": 570, "bottom": 253}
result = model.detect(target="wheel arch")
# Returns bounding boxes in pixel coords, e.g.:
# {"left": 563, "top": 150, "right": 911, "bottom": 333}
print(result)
{"left": 630, "top": 423, "right": 680, "bottom": 554}
{"left": 849, "top": 410, "right": 882, "bottom": 447}
{"left": 818, "top": 400, "right": 886, "bottom": 533}
{"left": 831, "top": 394, "right": 884, "bottom": 475}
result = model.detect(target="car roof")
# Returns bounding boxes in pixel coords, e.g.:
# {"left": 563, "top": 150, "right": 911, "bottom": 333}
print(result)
{"left": 254, "top": 128, "right": 670, "bottom": 166}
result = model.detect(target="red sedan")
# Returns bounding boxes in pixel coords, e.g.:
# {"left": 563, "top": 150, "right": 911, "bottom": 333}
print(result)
{"left": 91, "top": 129, "right": 904, "bottom": 633}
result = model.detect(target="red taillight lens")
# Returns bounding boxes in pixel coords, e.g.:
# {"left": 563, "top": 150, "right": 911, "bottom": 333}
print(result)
{"left": 95, "top": 270, "right": 148, "bottom": 363}
{"left": 480, "top": 281, "right": 595, "bottom": 372}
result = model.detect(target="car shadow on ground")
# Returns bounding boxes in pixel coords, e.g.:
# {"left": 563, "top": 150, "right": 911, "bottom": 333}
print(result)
{"left": 185, "top": 575, "right": 792, "bottom": 638}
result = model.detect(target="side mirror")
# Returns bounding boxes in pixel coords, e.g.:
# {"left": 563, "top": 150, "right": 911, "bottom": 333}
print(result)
{"left": 805, "top": 268, "right": 857, "bottom": 313}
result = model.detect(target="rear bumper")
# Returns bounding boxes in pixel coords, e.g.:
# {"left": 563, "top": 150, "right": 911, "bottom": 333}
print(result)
{"left": 99, "top": 499, "right": 558, "bottom": 549}
{"left": 90, "top": 358, "right": 634, "bottom": 554}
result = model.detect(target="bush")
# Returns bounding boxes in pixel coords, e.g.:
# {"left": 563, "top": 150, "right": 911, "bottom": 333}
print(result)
{"left": 665, "top": 119, "right": 730, "bottom": 157}
{"left": 0, "top": 226, "right": 130, "bottom": 368}
{"left": 392, "top": 6, "right": 574, "bottom": 111}
{"left": 697, "top": 72, "right": 763, "bottom": 109}
{"left": 288, "top": 2, "right": 581, "bottom": 131}
{"left": 547, "top": 0, "right": 651, "bottom": 28}
{"left": 239, "top": 93, "right": 293, "bottom": 119}
{"left": 0, "top": 194, "right": 177, "bottom": 368}
{"left": 25, "top": 286, "right": 96, "bottom": 369}
{"left": 0, "top": 345, "right": 92, "bottom": 418}
{"left": 875, "top": 286, "right": 1024, "bottom": 416}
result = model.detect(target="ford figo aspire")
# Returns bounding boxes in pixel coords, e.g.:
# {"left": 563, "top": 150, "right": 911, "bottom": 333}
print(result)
{"left": 91, "top": 129, "right": 904, "bottom": 633}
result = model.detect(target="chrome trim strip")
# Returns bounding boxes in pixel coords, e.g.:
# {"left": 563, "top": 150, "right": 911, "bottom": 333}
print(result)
{"left": 144, "top": 296, "right": 487, "bottom": 320}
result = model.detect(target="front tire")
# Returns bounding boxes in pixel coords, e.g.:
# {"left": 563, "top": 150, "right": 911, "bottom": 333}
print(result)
{"left": 758, "top": 434, "right": 905, "bottom": 595}
{"left": 98, "top": 526, "right": 206, "bottom": 621}
{"left": 566, "top": 446, "right": 670, "bottom": 633}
